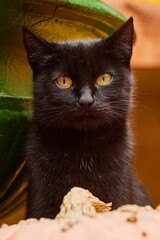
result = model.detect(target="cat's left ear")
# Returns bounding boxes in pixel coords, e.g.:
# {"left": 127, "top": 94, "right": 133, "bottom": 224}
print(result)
{"left": 105, "top": 17, "right": 134, "bottom": 60}
{"left": 23, "top": 27, "right": 52, "bottom": 68}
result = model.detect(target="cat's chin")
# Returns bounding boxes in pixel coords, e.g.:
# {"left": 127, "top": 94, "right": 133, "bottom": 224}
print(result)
{"left": 68, "top": 116, "right": 101, "bottom": 130}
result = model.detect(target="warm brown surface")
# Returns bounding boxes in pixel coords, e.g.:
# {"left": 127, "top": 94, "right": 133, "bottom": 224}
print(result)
{"left": 132, "top": 68, "right": 160, "bottom": 206}
{"left": 102, "top": 0, "right": 160, "bottom": 207}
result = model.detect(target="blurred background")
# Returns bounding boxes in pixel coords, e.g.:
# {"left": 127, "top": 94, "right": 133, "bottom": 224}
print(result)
{"left": 102, "top": 0, "right": 160, "bottom": 208}
{"left": 0, "top": 0, "right": 160, "bottom": 225}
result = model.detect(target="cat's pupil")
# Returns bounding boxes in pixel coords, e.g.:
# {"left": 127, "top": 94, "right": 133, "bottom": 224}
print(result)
{"left": 63, "top": 78, "right": 65, "bottom": 85}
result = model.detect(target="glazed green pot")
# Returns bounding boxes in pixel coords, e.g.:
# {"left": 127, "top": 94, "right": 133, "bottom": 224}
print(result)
{"left": 0, "top": 0, "right": 126, "bottom": 219}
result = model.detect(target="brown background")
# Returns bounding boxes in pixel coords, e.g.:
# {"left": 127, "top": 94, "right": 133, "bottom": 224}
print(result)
{"left": 102, "top": 0, "right": 160, "bottom": 206}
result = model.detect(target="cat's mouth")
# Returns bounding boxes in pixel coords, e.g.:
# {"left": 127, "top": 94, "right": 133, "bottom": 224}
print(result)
{"left": 68, "top": 109, "right": 102, "bottom": 129}
{"left": 81, "top": 114, "right": 95, "bottom": 120}
{"left": 73, "top": 112, "right": 98, "bottom": 129}
{"left": 79, "top": 111, "right": 96, "bottom": 119}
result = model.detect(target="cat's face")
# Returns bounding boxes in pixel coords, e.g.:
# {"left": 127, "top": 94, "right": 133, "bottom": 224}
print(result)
{"left": 23, "top": 18, "right": 134, "bottom": 130}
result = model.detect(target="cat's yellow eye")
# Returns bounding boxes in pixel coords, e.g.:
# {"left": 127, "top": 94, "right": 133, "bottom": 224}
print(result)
{"left": 96, "top": 73, "right": 112, "bottom": 86}
{"left": 55, "top": 76, "right": 72, "bottom": 89}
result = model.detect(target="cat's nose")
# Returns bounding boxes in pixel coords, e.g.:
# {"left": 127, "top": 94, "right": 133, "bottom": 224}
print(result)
{"left": 78, "top": 95, "right": 94, "bottom": 107}
{"left": 78, "top": 86, "right": 95, "bottom": 107}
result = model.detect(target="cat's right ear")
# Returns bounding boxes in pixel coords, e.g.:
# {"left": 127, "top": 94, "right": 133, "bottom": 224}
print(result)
{"left": 23, "top": 27, "right": 50, "bottom": 67}
{"left": 104, "top": 17, "right": 134, "bottom": 61}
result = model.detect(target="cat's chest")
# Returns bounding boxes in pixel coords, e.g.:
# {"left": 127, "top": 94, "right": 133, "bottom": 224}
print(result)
{"left": 36, "top": 127, "right": 125, "bottom": 174}
{"left": 46, "top": 131, "right": 108, "bottom": 157}
{"left": 40, "top": 139, "right": 115, "bottom": 183}
{"left": 45, "top": 137, "right": 109, "bottom": 170}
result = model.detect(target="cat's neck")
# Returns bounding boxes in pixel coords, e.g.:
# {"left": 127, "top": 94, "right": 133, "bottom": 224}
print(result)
{"left": 37, "top": 120, "right": 127, "bottom": 140}
{"left": 35, "top": 120, "right": 130, "bottom": 156}
{"left": 31, "top": 120, "right": 132, "bottom": 174}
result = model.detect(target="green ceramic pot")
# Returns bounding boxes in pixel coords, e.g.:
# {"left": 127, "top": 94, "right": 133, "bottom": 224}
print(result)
{"left": 0, "top": 0, "right": 126, "bottom": 219}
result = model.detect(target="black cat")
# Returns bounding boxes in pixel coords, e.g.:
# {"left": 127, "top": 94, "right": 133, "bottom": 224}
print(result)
{"left": 23, "top": 17, "right": 152, "bottom": 219}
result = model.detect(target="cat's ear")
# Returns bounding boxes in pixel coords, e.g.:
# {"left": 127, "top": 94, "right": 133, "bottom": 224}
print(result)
{"left": 23, "top": 27, "right": 51, "bottom": 67}
{"left": 105, "top": 17, "right": 134, "bottom": 60}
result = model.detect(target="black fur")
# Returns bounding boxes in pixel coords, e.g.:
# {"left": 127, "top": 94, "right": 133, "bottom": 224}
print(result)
{"left": 23, "top": 17, "right": 151, "bottom": 219}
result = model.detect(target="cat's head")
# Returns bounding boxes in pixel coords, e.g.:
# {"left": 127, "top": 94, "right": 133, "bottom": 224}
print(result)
{"left": 23, "top": 17, "right": 134, "bottom": 130}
